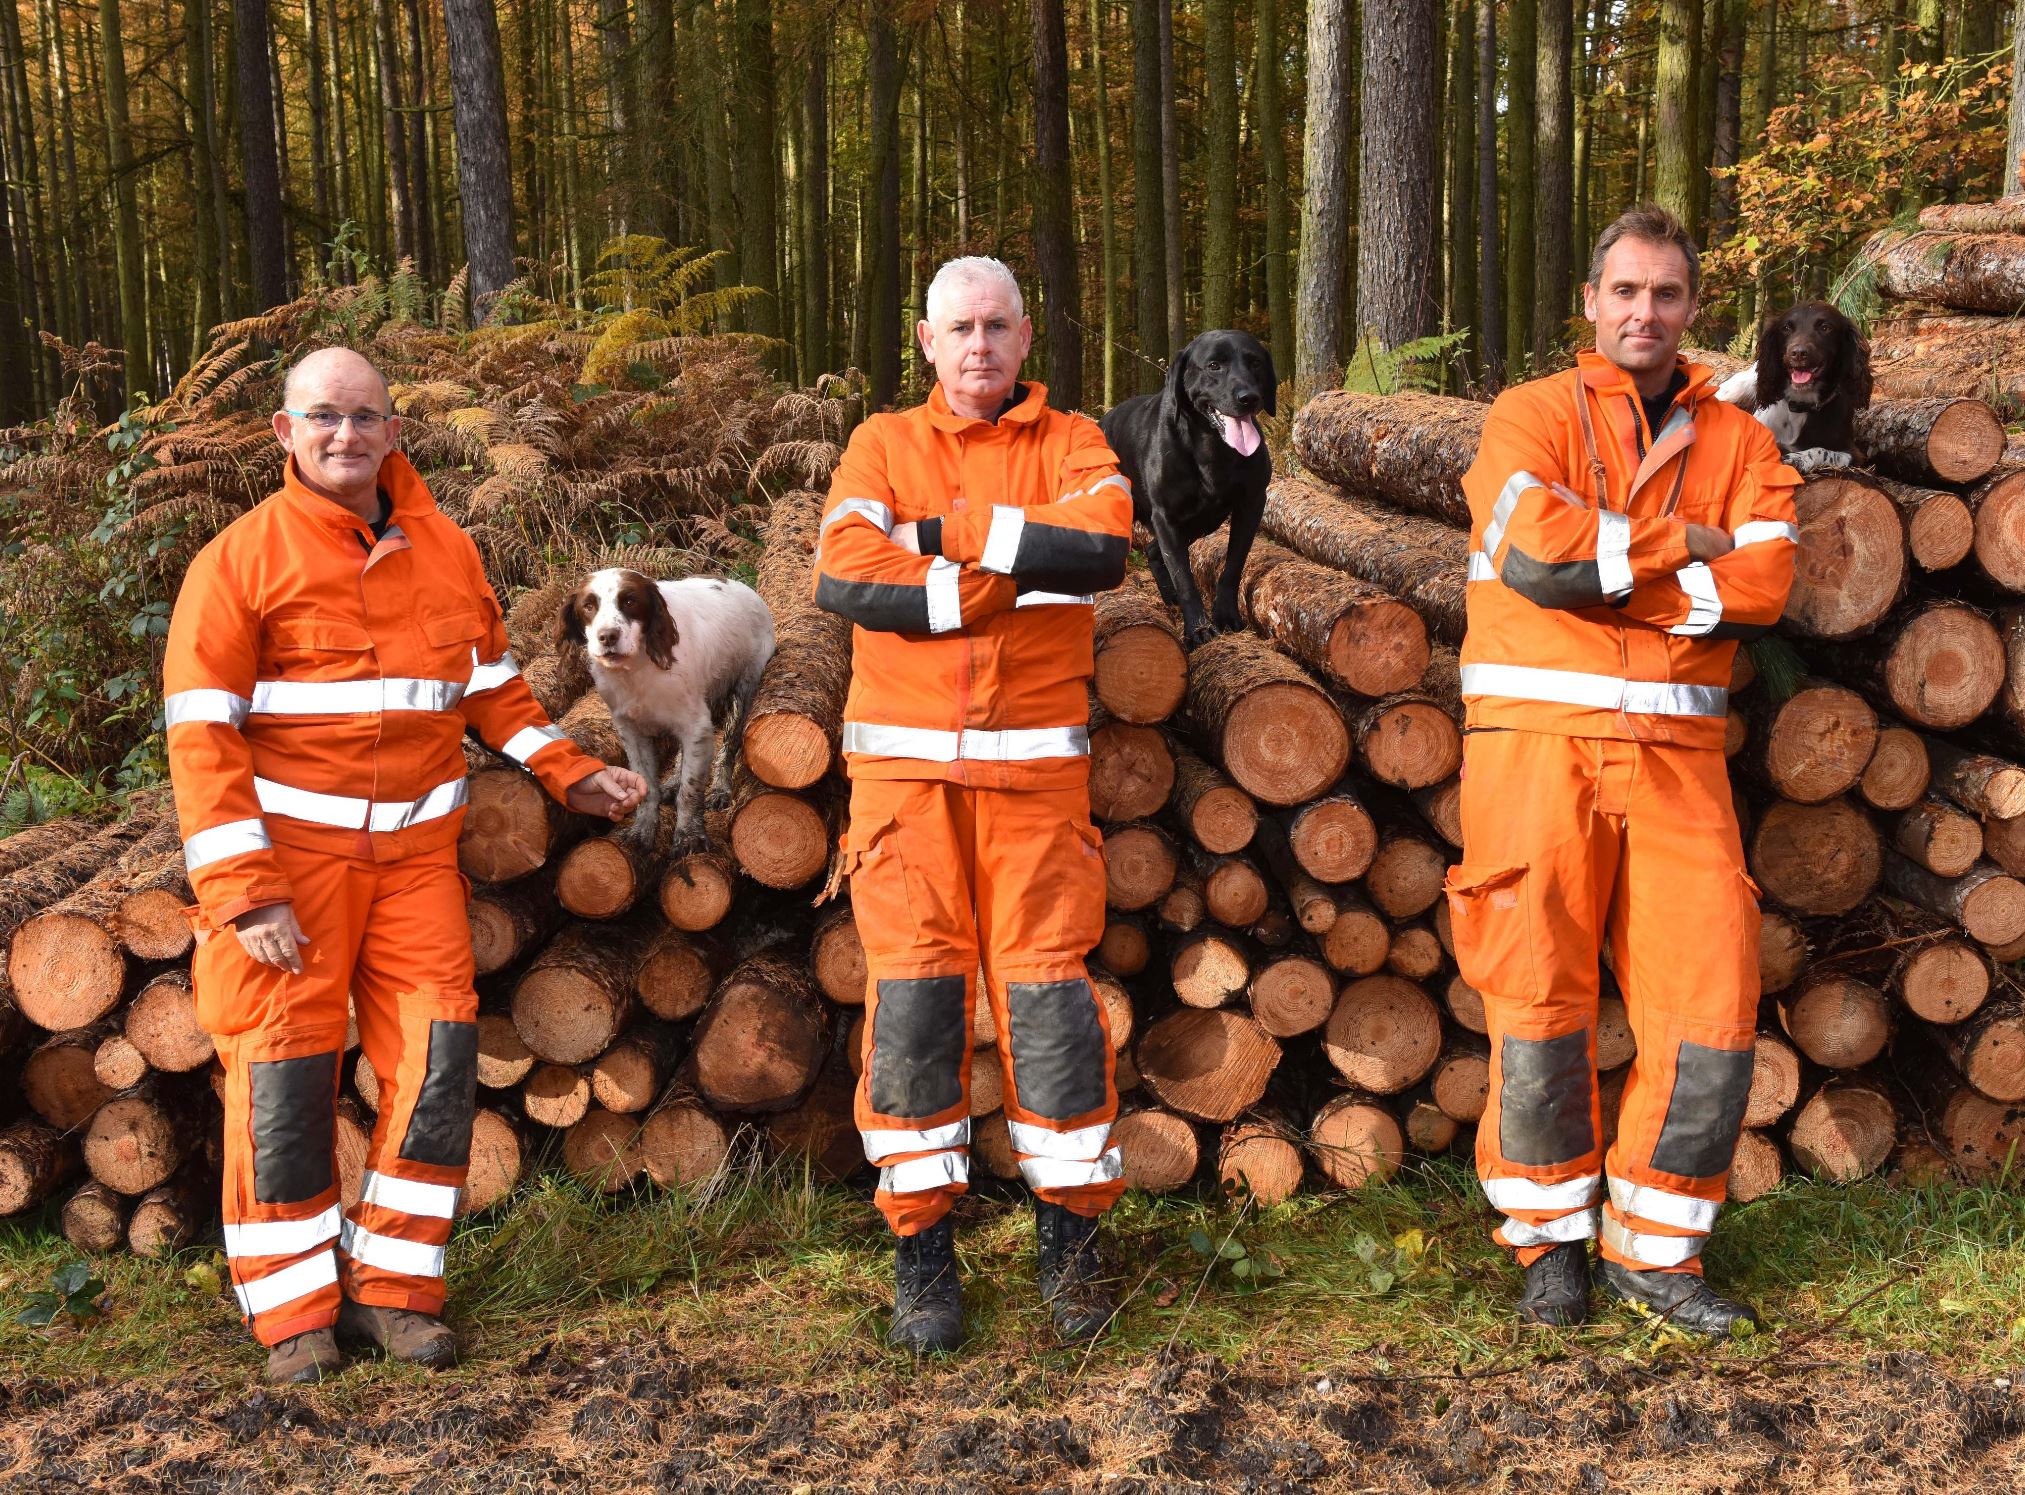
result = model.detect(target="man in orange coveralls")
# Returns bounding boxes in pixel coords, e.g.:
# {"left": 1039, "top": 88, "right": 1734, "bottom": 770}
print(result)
{"left": 1449, "top": 205, "right": 1799, "bottom": 1334}
{"left": 165, "top": 348, "right": 645, "bottom": 1383}
{"left": 812, "top": 256, "right": 1133, "bottom": 1353}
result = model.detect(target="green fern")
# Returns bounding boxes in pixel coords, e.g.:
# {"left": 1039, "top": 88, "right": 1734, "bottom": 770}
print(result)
{"left": 1343, "top": 328, "right": 1472, "bottom": 396}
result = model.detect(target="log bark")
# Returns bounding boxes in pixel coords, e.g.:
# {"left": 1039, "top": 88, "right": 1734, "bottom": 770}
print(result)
{"left": 1249, "top": 816, "right": 1340, "bottom": 934}
{"left": 1322, "top": 974, "right": 1442, "bottom": 1094}
{"left": 1868, "top": 228, "right": 2025, "bottom": 316}
{"left": 685, "top": 951, "right": 828, "bottom": 1113}
{"left": 1092, "top": 581, "right": 1188, "bottom": 724}
{"left": 1749, "top": 797, "right": 1883, "bottom": 915}
{"left": 1916, "top": 198, "right": 2025, "bottom": 233}
{"left": 1743, "top": 1031, "right": 1803, "bottom": 1129}
{"left": 127, "top": 1168, "right": 210, "bottom": 1255}
{"left": 1262, "top": 475, "right": 1469, "bottom": 645}
{"left": 1882, "top": 853, "right": 2025, "bottom": 947}
{"left": 1892, "top": 937, "right": 1993, "bottom": 1025}
{"left": 1218, "top": 1119, "right": 1304, "bottom": 1204}
{"left": 1985, "top": 806, "right": 2025, "bottom": 878}
{"left": 21, "top": 1026, "right": 116, "bottom": 1127}
{"left": 767, "top": 1061, "right": 865, "bottom": 1182}
{"left": 1855, "top": 397, "right": 2006, "bottom": 485}
{"left": 1892, "top": 799, "right": 1986, "bottom": 879}
{"left": 1190, "top": 532, "right": 1430, "bottom": 696}
{"left": 1781, "top": 474, "right": 1909, "bottom": 640}
{"left": 1788, "top": 1076, "right": 1898, "bottom": 1181}
{"left": 511, "top": 918, "right": 657, "bottom": 1065}
{"left": 1170, "top": 926, "right": 1252, "bottom": 1009}
{"left": 1859, "top": 725, "right": 1931, "bottom": 811}
{"left": 1924, "top": 737, "right": 2025, "bottom": 820}
{"left": 1103, "top": 821, "right": 1180, "bottom": 911}
{"left": 1308, "top": 1092, "right": 1405, "bottom": 1188}
{"left": 1114, "top": 1106, "right": 1200, "bottom": 1193}
{"left": 1135, "top": 1007, "right": 1281, "bottom": 1121}
{"left": 83, "top": 1087, "right": 186, "bottom": 1195}
{"left": 659, "top": 850, "right": 738, "bottom": 931}
{"left": 0, "top": 816, "right": 102, "bottom": 879}
{"left": 1170, "top": 746, "right": 1258, "bottom": 854}
{"left": 1779, "top": 973, "right": 1891, "bottom": 1069}
{"left": 60, "top": 1179, "right": 129, "bottom": 1253}
{"left": 1411, "top": 777, "right": 1463, "bottom": 847}
{"left": 1087, "top": 705, "right": 1175, "bottom": 823}
{"left": 1869, "top": 309, "right": 2025, "bottom": 409}
{"left": 1290, "top": 390, "right": 1482, "bottom": 527}
{"left": 0, "top": 1121, "right": 76, "bottom": 1215}
{"left": 1186, "top": 632, "right": 1352, "bottom": 806}
{"left": 1249, "top": 951, "right": 1337, "bottom": 1037}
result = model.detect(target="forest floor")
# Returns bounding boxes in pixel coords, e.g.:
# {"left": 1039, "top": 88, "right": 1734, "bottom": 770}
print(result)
{"left": 2, "top": 1158, "right": 2023, "bottom": 1493}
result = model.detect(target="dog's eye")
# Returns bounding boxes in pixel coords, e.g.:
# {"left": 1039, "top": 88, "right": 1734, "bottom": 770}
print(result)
{"left": 1206, "top": 359, "right": 1223, "bottom": 371}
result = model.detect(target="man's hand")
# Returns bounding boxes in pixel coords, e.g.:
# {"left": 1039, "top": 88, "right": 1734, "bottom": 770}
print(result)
{"left": 234, "top": 902, "right": 309, "bottom": 975}
{"left": 890, "top": 521, "right": 922, "bottom": 555}
{"left": 567, "top": 765, "right": 649, "bottom": 821}
{"left": 1685, "top": 524, "right": 1735, "bottom": 563}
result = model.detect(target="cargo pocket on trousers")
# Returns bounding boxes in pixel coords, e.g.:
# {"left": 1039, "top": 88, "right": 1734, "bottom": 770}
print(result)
{"left": 843, "top": 813, "right": 917, "bottom": 956}
{"left": 1046, "top": 820, "right": 1108, "bottom": 958}
{"left": 1443, "top": 863, "right": 1539, "bottom": 1002}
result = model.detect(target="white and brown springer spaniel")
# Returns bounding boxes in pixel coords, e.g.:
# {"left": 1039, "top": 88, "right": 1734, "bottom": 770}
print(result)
{"left": 555, "top": 568, "right": 776, "bottom": 850}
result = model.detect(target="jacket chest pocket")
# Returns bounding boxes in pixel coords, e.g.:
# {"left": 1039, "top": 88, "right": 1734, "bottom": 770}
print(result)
{"left": 421, "top": 610, "right": 487, "bottom": 682}
{"left": 265, "top": 615, "right": 374, "bottom": 667}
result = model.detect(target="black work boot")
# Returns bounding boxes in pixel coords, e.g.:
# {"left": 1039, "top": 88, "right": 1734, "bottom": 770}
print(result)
{"left": 1598, "top": 1259, "right": 1760, "bottom": 1337}
{"left": 1516, "top": 1241, "right": 1590, "bottom": 1327}
{"left": 1035, "top": 1201, "right": 1115, "bottom": 1344}
{"left": 889, "top": 1218, "right": 963, "bottom": 1354}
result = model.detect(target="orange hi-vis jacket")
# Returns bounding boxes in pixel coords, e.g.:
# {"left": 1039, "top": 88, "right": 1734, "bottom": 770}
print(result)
{"left": 166, "top": 451, "right": 601, "bottom": 928}
{"left": 812, "top": 382, "right": 1133, "bottom": 788}
{"left": 1459, "top": 352, "right": 1801, "bottom": 747}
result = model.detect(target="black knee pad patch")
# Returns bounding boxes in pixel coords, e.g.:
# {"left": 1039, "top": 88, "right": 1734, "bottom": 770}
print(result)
{"left": 1006, "top": 978, "right": 1107, "bottom": 1121}
{"left": 397, "top": 1019, "right": 479, "bottom": 1168}
{"left": 1497, "top": 1030, "right": 1595, "bottom": 1167}
{"left": 1649, "top": 1040, "right": 1755, "bottom": 1179}
{"left": 250, "top": 1051, "right": 339, "bottom": 1204}
{"left": 868, "top": 976, "right": 967, "bottom": 1119}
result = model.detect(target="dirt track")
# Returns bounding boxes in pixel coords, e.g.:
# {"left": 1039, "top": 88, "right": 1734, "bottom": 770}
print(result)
{"left": 2, "top": 1334, "right": 2020, "bottom": 1493}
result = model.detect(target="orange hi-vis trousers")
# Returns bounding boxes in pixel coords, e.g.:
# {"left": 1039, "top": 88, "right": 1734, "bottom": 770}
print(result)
{"left": 843, "top": 778, "right": 1126, "bottom": 1235}
{"left": 1445, "top": 729, "right": 1761, "bottom": 1275}
{"left": 191, "top": 838, "right": 477, "bottom": 1345}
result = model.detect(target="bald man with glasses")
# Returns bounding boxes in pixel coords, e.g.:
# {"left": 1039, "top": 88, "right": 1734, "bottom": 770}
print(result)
{"left": 165, "top": 347, "right": 646, "bottom": 1382}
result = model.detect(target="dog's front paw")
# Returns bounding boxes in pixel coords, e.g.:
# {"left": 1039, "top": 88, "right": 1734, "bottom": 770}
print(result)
{"left": 1184, "top": 619, "right": 1219, "bottom": 650}
{"left": 1785, "top": 446, "right": 1851, "bottom": 476}
{"left": 705, "top": 785, "right": 733, "bottom": 814}
{"left": 669, "top": 825, "right": 708, "bottom": 857}
{"left": 1212, "top": 600, "right": 1243, "bottom": 634}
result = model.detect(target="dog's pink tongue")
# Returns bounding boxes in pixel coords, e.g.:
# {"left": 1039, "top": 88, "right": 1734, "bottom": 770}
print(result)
{"left": 1219, "top": 414, "right": 1262, "bottom": 456}
{"left": 1790, "top": 368, "right": 1816, "bottom": 385}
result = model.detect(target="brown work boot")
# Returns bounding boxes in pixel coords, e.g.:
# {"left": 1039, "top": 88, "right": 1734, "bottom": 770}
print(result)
{"left": 336, "top": 1300, "right": 459, "bottom": 1368}
{"left": 265, "top": 1327, "right": 341, "bottom": 1384}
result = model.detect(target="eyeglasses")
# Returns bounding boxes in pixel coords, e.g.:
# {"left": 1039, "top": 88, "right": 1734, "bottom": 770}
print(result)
{"left": 283, "top": 408, "right": 393, "bottom": 432}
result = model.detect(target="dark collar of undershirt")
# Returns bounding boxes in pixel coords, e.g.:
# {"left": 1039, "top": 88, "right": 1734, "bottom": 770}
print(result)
{"left": 991, "top": 383, "right": 1027, "bottom": 424}
{"left": 359, "top": 489, "right": 393, "bottom": 551}
{"left": 1638, "top": 368, "right": 1689, "bottom": 446}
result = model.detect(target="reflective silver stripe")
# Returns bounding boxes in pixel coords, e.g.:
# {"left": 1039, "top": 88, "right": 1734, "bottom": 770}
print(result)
{"left": 860, "top": 1119, "right": 971, "bottom": 1165}
{"left": 250, "top": 677, "right": 464, "bottom": 714}
{"left": 1018, "top": 1148, "right": 1124, "bottom": 1191}
{"left": 980, "top": 505, "right": 1026, "bottom": 574}
{"left": 821, "top": 496, "right": 895, "bottom": 534}
{"left": 253, "top": 774, "right": 468, "bottom": 832}
{"left": 1497, "top": 1208, "right": 1600, "bottom": 1246}
{"left": 1467, "top": 550, "right": 1497, "bottom": 581}
{"left": 924, "top": 556, "right": 963, "bottom": 633}
{"left": 1733, "top": 520, "right": 1800, "bottom": 548}
{"left": 1007, "top": 1119, "right": 1112, "bottom": 1160}
{"left": 878, "top": 1150, "right": 969, "bottom": 1195}
{"left": 1481, "top": 1173, "right": 1601, "bottom": 1213}
{"left": 339, "top": 1219, "right": 447, "bottom": 1279}
{"left": 223, "top": 1205, "right": 343, "bottom": 1260}
{"left": 465, "top": 651, "right": 521, "bottom": 696}
{"left": 232, "top": 1249, "right": 337, "bottom": 1317}
{"left": 164, "top": 688, "right": 250, "bottom": 728}
{"left": 502, "top": 723, "right": 567, "bottom": 765}
{"left": 841, "top": 721, "right": 1090, "bottom": 761}
{"left": 1481, "top": 469, "right": 1543, "bottom": 558}
{"left": 1596, "top": 509, "right": 1633, "bottom": 597}
{"left": 1460, "top": 663, "right": 1727, "bottom": 717}
{"left": 183, "top": 818, "right": 272, "bottom": 871}
{"left": 1093, "top": 474, "right": 1131, "bottom": 496}
{"left": 1668, "top": 562, "right": 1723, "bottom": 637}
{"left": 360, "top": 1170, "right": 460, "bottom": 1220}
{"left": 1015, "top": 590, "right": 1095, "bottom": 608}
{"left": 1599, "top": 1213, "right": 1704, "bottom": 1268}
{"left": 1608, "top": 1176, "right": 1721, "bottom": 1233}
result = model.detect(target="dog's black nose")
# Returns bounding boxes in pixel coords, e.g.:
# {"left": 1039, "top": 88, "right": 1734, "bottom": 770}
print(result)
{"left": 1234, "top": 392, "right": 1261, "bottom": 414}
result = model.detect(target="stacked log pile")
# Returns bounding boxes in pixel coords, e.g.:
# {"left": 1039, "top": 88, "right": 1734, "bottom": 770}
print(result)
{"left": 1864, "top": 200, "right": 2025, "bottom": 411}
{"left": 1287, "top": 374, "right": 2025, "bottom": 1194}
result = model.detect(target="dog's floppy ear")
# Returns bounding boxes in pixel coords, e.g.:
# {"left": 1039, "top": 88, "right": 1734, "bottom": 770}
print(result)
{"left": 641, "top": 583, "right": 679, "bottom": 671}
{"left": 1844, "top": 317, "right": 1874, "bottom": 413}
{"left": 554, "top": 587, "right": 588, "bottom": 653}
{"left": 1754, "top": 312, "right": 1789, "bottom": 404}
{"left": 1160, "top": 336, "right": 1198, "bottom": 427}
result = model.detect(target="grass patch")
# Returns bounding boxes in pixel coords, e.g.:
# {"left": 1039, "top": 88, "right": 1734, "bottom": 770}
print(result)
{"left": 3, "top": 1151, "right": 2023, "bottom": 1388}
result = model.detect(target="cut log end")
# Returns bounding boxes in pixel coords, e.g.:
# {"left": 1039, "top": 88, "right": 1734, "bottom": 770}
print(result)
{"left": 1093, "top": 624, "right": 1188, "bottom": 724}
{"left": 1249, "top": 953, "right": 1336, "bottom": 1038}
{"left": 741, "top": 714, "right": 836, "bottom": 792}
{"left": 1322, "top": 976, "right": 1442, "bottom": 1095}
{"left": 555, "top": 837, "right": 645, "bottom": 919}
{"left": 637, "top": 1100, "right": 732, "bottom": 1189}
{"left": 1217, "top": 1120, "right": 1304, "bottom": 1203}
{"left": 1789, "top": 1081, "right": 1897, "bottom": 1182}
{"left": 658, "top": 852, "right": 737, "bottom": 931}
{"left": 1780, "top": 976, "right": 1891, "bottom": 1070}
{"left": 7, "top": 913, "right": 126, "bottom": 1033}
{"left": 1726, "top": 1130, "right": 1786, "bottom": 1204}
{"left": 459, "top": 1108, "right": 526, "bottom": 1216}
{"left": 1136, "top": 1007, "right": 1282, "bottom": 1122}
{"left": 82, "top": 1094, "right": 184, "bottom": 1196}
{"left": 1743, "top": 1033, "right": 1804, "bottom": 1129}
{"left": 1309, "top": 1095, "right": 1405, "bottom": 1190}
{"left": 1115, "top": 1108, "right": 1200, "bottom": 1193}
{"left": 1859, "top": 726, "right": 1930, "bottom": 811}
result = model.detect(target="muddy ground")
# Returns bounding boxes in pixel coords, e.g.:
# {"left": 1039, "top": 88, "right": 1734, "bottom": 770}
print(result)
{"left": 1, "top": 1336, "right": 2020, "bottom": 1494}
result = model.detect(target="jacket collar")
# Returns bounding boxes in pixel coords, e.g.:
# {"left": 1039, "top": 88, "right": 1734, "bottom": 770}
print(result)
{"left": 279, "top": 449, "right": 438, "bottom": 534}
{"left": 1574, "top": 350, "right": 1716, "bottom": 507}
{"left": 922, "top": 380, "right": 1051, "bottom": 434}
{"left": 1575, "top": 348, "right": 1718, "bottom": 409}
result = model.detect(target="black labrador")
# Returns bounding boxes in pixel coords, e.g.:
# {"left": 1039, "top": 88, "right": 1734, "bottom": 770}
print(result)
{"left": 1101, "top": 330, "right": 1275, "bottom": 647}
{"left": 1716, "top": 300, "right": 1871, "bottom": 474}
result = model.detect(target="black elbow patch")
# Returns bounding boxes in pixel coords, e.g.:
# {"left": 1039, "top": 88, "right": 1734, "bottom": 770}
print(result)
{"left": 1497, "top": 1030, "right": 1596, "bottom": 1167}
{"left": 1708, "top": 620, "right": 1772, "bottom": 641}
{"left": 1015, "top": 527, "right": 1131, "bottom": 594}
{"left": 1500, "top": 548, "right": 1609, "bottom": 609}
{"left": 815, "top": 573, "right": 931, "bottom": 633}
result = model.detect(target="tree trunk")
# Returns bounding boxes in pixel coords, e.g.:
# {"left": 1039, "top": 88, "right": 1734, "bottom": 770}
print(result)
{"left": 1856, "top": 396, "right": 2006, "bottom": 486}
{"left": 728, "top": 767, "right": 833, "bottom": 890}
{"left": 800, "top": 25, "right": 830, "bottom": 377}
{"left": 1752, "top": 681, "right": 1878, "bottom": 805}
{"left": 1200, "top": 0, "right": 1238, "bottom": 329}
{"left": 371, "top": 0, "right": 414, "bottom": 269}
{"left": 1219, "top": 1118, "right": 1304, "bottom": 1203}
{"left": 1092, "top": 582, "right": 1188, "bottom": 723}
{"left": 1893, "top": 799, "right": 1986, "bottom": 878}
{"left": 1294, "top": 0, "right": 1350, "bottom": 383}
{"left": 1185, "top": 633, "right": 1353, "bottom": 806}
{"left": 866, "top": 6, "right": 902, "bottom": 406}
{"left": 1444, "top": 0, "right": 1476, "bottom": 376}
{"left": 1475, "top": 0, "right": 1504, "bottom": 382}
{"left": 1256, "top": 0, "right": 1291, "bottom": 380}
{"left": 1504, "top": 0, "right": 1537, "bottom": 370}
{"left": 1158, "top": 0, "right": 1183, "bottom": 352}
{"left": 733, "top": 0, "right": 780, "bottom": 351}
{"left": 1533, "top": 0, "right": 1573, "bottom": 365}
{"left": 1748, "top": 797, "right": 1883, "bottom": 915}
{"left": 637, "top": 1097, "right": 733, "bottom": 1187}
{"left": 658, "top": 848, "right": 738, "bottom": 931}
{"left": 554, "top": 832, "right": 657, "bottom": 920}
{"left": 98, "top": 0, "right": 150, "bottom": 389}
{"left": 1742, "top": 1031, "right": 1803, "bottom": 1128}
{"left": 1356, "top": 0, "right": 1438, "bottom": 347}
{"left": 1029, "top": 0, "right": 1081, "bottom": 407}
{"left": 61, "top": 1179, "right": 128, "bottom": 1253}
{"left": 442, "top": 0, "right": 518, "bottom": 318}
{"left": 1291, "top": 389, "right": 1482, "bottom": 526}
{"left": 1127, "top": 0, "right": 1168, "bottom": 385}
{"left": 1653, "top": 0, "right": 1698, "bottom": 233}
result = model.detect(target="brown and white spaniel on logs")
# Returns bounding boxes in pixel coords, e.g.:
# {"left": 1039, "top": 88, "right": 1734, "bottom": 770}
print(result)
{"left": 1714, "top": 299, "right": 1872, "bottom": 475}
{"left": 555, "top": 569, "right": 775, "bottom": 850}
